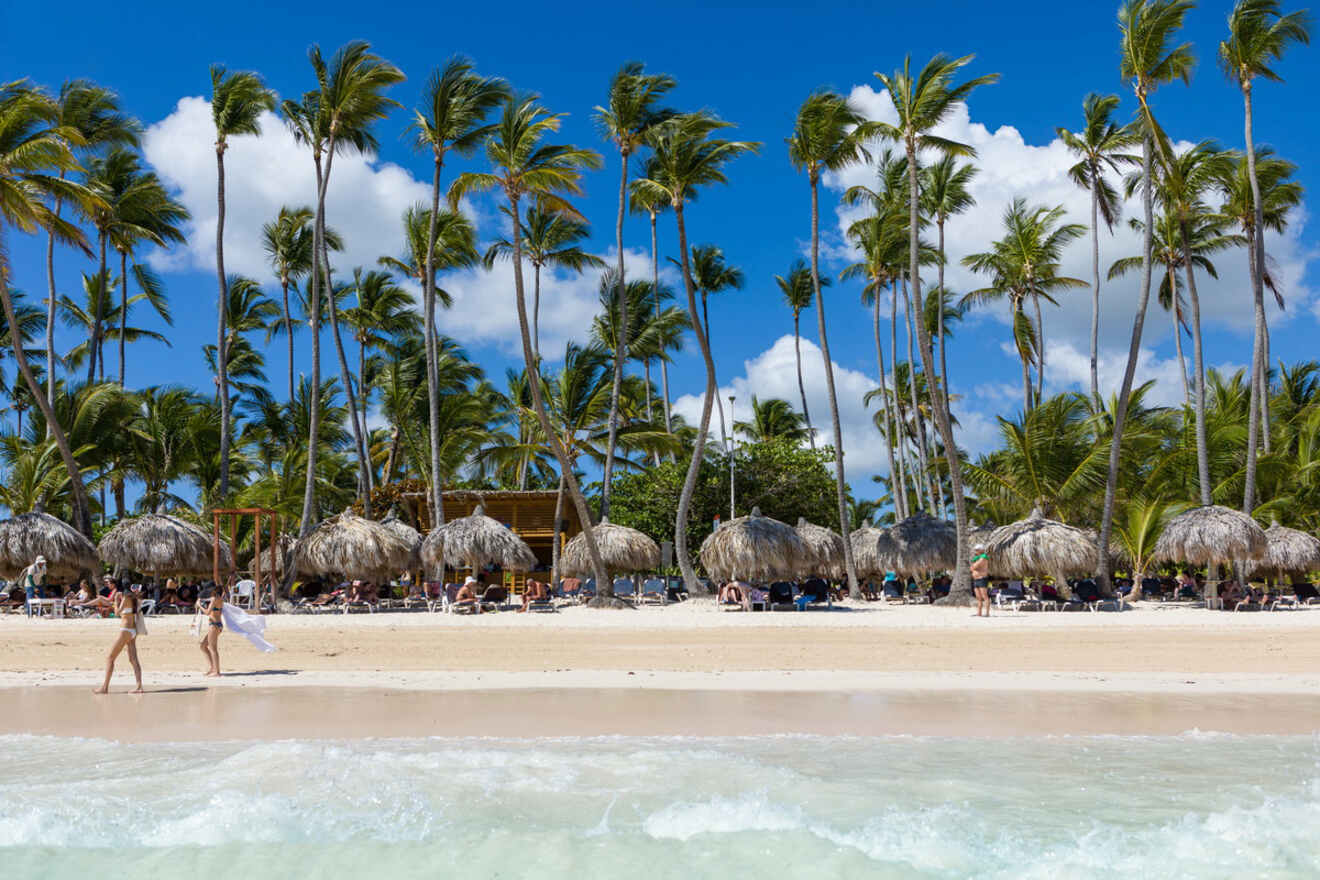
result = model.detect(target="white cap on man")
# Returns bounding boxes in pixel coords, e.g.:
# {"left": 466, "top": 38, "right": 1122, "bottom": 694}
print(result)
{"left": 464, "top": 575, "right": 477, "bottom": 586}
{"left": 34, "top": 555, "right": 46, "bottom": 566}
{"left": 973, "top": 543, "right": 986, "bottom": 551}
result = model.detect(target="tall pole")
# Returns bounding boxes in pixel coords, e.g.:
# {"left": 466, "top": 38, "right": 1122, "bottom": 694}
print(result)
{"left": 728, "top": 395, "right": 736, "bottom": 520}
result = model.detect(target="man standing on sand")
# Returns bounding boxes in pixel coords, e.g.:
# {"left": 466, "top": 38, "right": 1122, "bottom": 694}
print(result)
{"left": 20, "top": 556, "right": 46, "bottom": 617}
{"left": 971, "top": 544, "right": 991, "bottom": 618}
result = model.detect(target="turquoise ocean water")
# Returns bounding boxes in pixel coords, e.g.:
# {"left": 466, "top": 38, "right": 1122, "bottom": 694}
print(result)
{"left": 3, "top": 733, "right": 1318, "bottom": 878}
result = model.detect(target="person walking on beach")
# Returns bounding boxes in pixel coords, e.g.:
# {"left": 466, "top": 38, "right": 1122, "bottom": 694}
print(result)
{"left": 198, "top": 584, "right": 225, "bottom": 677}
{"left": 20, "top": 555, "right": 46, "bottom": 616}
{"left": 971, "top": 544, "right": 991, "bottom": 617}
{"left": 93, "top": 586, "right": 144, "bottom": 694}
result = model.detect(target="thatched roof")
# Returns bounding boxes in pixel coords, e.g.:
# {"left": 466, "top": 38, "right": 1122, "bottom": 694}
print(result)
{"left": 380, "top": 514, "right": 423, "bottom": 570}
{"left": 968, "top": 523, "right": 997, "bottom": 549}
{"left": 1244, "top": 522, "right": 1320, "bottom": 576}
{"left": 849, "top": 526, "right": 889, "bottom": 579}
{"left": 561, "top": 518, "right": 660, "bottom": 576}
{"left": 700, "top": 507, "right": 807, "bottom": 582}
{"left": 1152, "top": 505, "right": 1266, "bottom": 567}
{"left": 294, "top": 510, "right": 414, "bottom": 581}
{"left": 877, "top": 511, "right": 957, "bottom": 574}
{"left": 795, "top": 518, "right": 845, "bottom": 579}
{"left": 255, "top": 533, "right": 297, "bottom": 576}
{"left": 98, "top": 514, "right": 233, "bottom": 576}
{"left": 0, "top": 512, "right": 97, "bottom": 581}
{"left": 421, "top": 504, "right": 537, "bottom": 573}
{"left": 986, "top": 508, "right": 1097, "bottom": 578}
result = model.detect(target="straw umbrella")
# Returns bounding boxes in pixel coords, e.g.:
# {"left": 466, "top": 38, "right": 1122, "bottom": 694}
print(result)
{"left": 0, "top": 512, "right": 98, "bottom": 582}
{"left": 849, "top": 526, "right": 889, "bottom": 580}
{"left": 877, "top": 511, "right": 957, "bottom": 575}
{"left": 795, "top": 517, "right": 845, "bottom": 580}
{"left": 99, "top": 514, "right": 233, "bottom": 578}
{"left": 1152, "top": 505, "right": 1266, "bottom": 570}
{"left": 380, "top": 513, "right": 423, "bottom": 571}
{"left": 562, "top": 519, "right": 660, "bottom": 604}
{"left": 1247, "top": 521, "right": 1320, "bottom": 585}
{"left": 985, "top": 508, "right": 1097, "bottom": 593}
{"left": 699, "top": 507, "right": 807, "bottom": 584}
{"left": 421, "top": 504, "right": 536, "bottom": 579}
{"left": 293, "top": 510, "right": 414, "bottom": 582}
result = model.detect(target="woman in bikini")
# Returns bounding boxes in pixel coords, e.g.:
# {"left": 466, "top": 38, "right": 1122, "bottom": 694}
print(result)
{"left": 93, "top": 588, "right": 143, "bottom": 694}
{"left": 199, "top": 585, "right": 225, "bottom": 677}
{"left": 971, "top": 543, "right": 992, "bottom": 618}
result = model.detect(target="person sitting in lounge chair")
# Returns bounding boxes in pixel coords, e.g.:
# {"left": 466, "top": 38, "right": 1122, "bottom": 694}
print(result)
{"left": 519, "top": 578, "right": 549, "bottom": 612}
{"left": 453, "top": 576, "right": 482, "bottom": 613}
{"left": 719, "top": 580, "right": 749, "bottom": 608}
{"left": 1219, "top": 580, "right": 1245, "bottom": 607}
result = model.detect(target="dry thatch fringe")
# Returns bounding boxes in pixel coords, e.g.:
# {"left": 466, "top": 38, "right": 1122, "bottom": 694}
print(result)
{"left": 0, "top": 512, "right": 98, "bottom": 581}
{"left": 986, "top": 508, "right": 1097, "bottom": 578}
{"left": 877, "top": 511, "right": 957, "bottom": 574}
{"left": 1152, "top": 504, "right": 1266, "bottom": 567}
{"left": 99, "top": 514, "right": 233, "bottom": 577}
{"left": 380, "top": 514, "right": 423, "bottom": 571}
{"left": 700, "top": 507, "right": 808, "bottom": 583}
{"left": 849, "top": 526, "right": 889, "bottom": 579}
{"left": 293, "top": 510, "right": 415, "bottom": 581}
{"left": 253, "top": 534, "right": 297, "bottom": 577}
{"left": 1242, "top": 521, "right": 1320, "bottom": 577}
{"left": 794, "top": 517, "right": 845, "bottom": 579}
{"left": 421, "top": 504, "right": 537, "bottom": 574}
{"left": 562, "top": 518, "right": 660, "bottom": 577}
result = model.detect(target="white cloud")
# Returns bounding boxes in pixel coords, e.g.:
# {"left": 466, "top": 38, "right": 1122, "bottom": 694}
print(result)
{"left": 826, "top": 86, "right": 1317, "bottom": 391}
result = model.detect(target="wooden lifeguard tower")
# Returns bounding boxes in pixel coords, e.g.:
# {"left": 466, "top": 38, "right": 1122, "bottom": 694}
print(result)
{"left": 211, "top": 507, "right": 280, "bottom": 609}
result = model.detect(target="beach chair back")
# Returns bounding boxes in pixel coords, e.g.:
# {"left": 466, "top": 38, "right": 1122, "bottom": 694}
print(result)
{"left": 444, "top": 583, "right": 462, "bottom": 605}
{"left": 481, "top": 585, "right": 508, "bottom": 607}
{"left": 1074, "top": 579, "right": 1101, "bottom": 602}
{"left": 768, "top": 582, "right": 795, "bottom": 604}
{"left": 613, "top": 576, "right": 636, "bottom": 597}
{"left": 582, "top": 578, "right": 597, "bottom": 597}
{"left": 560, "top": 577, "right": 581, "bottom": 600}
{"left": 882, "top": 581, "right": 903, "bottom": 600}
{"left": 1294, "top": 583, "right": 1319, "bottom": 602}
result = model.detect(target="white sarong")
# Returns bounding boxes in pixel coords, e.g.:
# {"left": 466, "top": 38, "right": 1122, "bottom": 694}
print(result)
{"left": 220, "top": 604, "right": 277, "bottom": 653}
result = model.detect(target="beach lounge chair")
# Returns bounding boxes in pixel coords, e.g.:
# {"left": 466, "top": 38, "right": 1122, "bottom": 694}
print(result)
{"left": 881, "top": 581, "right": 906, "bottom": 603}
{"left": 1293, "top": 583, "right": 1320, "bottom": 606}
{"left": 767, "top": 581, "right": 797, "bottom": 611}
{"left": 995, "top": 582, "right": 1027, "bottom": 610}
{"left": 745, "top": 586, "right": 768, "bottom": 611}
{"left": 558, "top": 577, "right": 583, "bottom": 603}
{"left": 639, "top": 577, "right": 667, "bottom": 606}
{"left": 443, "top": 583, "right": 479, "bottom": 614}
{"left": 479, "top": 585, "right": 508, "bottom": 612}
{"left": 613, "top": 577, "right": 638, "bottom": 603}
{"left": 797, "top": 577, "right": 832, "bottom": 610}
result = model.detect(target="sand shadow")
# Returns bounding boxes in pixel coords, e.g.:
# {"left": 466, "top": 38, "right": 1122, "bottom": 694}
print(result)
{"left": 150, "top": 686, "right": 208, "bottom": 694}
{"left": 219, "top": 669, "right": 298, "bottom": 677}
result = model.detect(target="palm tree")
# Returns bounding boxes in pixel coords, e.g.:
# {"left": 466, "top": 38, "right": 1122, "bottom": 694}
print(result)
{"left": 962, "top": 200, "right": 1086, "bottom": 414}
{"left": 210, "top": 65, "right": 276, "bottom": 502}
{"left": 262, "top": 205, "right": 316, "bottom": 401}
{"left": 594, "top": 62, "right": 675, "bottom": 520}
{"left": 406, "top": 56, "right": 508, "bottom": 527}
{"left": 872, "top": 54, "right": 998, "bottom": 600}
{"left": 482, "top": 204, "right": 604, "bottom": 358}
{"left": 42, "top": 81, "right": 138, "bottom": 410}
{"left": 682, "top": 243, "right": 744, "bottom": 457}
{"left": 448, "top": 94, "right": 614, "bottom": 596}
{"left": 1154, "top": 141, "right": 1235, "bottom": 507}
{"left": 0, "top": 81, "right": 99, "bottom": 535}
{"left": 1056, "top": 93, "right": 1140, "bottom": 404}
{"left": 287, "top": 41, "right": 403, "bottom": 534}
{"left": 774, "top": 259, "right": 821, "bottom": 449}
{"left": 343, "top": 268, "right": 416, "bottom": 434}
{"left": 921, "top": 156, "right": 978, "bottom": 400}
{"left": 734, "top": 396, "right": 808, "bottom": 443}
{"left": 59, "top": 271, "right": 170, "bottom": 375}
{"left": 1220, "top": 0, "right": 1311, "bottom": 511}
{"left": 632, "top": 112, "right": 758, "bottom": 593}
{"left": 1096, "top": 0, "right": 1195, "bottom": 591}
{"left": 630, "top": 163, "right": 674, "bottom": 436}
{"left": 787, "top": 89, "right": 871, "bottom": 596}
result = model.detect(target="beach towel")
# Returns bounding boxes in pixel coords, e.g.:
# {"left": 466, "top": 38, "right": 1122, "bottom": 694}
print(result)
{"left": 220, "top": 604, "right": 277, "bottom": 653}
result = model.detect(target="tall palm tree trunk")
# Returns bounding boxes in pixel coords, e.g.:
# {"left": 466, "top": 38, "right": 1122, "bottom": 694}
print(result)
{"left": 703, "top": 292, "right": 730, "bottom": 457}
{"left": 0, "top": 232, "right": 93, "bottom": 537}
{"left": 794, "top": 310, "right": 815, "bottom": 450}
{"left": 809, "top": 174, "right": 858, "bottom": 597}
{"left": 281, "top": 277, "right": 295, "bottom": 402}
{"left": 215, "top": 146, "right": 232, "bottom": 500}
{"left": 936, "top": 217, "right": 950, "bottom": 400}
{"left": 600, "top": 152, "right": 630, "bottom": 519}
{"left": 905, "top": 139, "right": 970, "bottom": 601}
{"left": 44, "top": 189, "right": 63, "bottom": 419}
{"left": 1097, "top": 133, "right": 1156, "bottom": 593}
{"left": 550, "top": 471, "right": 565, "bottom": 590}
{"left": 118, "top": 251, "right": 128, "bottom": 386}
{"left": 674, "top": 202, "right": 719, "bottom": 596}
{"left": 1032, "top": 294, "right": 1047, "bottom": 406}
{"left": 872, "top": 295, "right": 901, "bottom": 518}
{"left": 903, "top": 277, "right": 934, "bottom": 512}
{"left": 87, "top": 232, "right": 107, "bottom": 384}
{"left": 1179, "top": 222, "right": 1212, "bottom": 507}
{"left": 890, "top": 283, "right": 912, "bottom": 519}
{"left": 1168, "top": 269, "right": 1189, "bottom": 408}
{"left": 1088, "top": 188, "right": 1101, "bottom": 404}
{"left": 508, "top": 192, "right": 611, "bottom": 598}
{"left": 1014, "top": 302, "right": 1033, "bottom": 415}
{"left": 299, "top": 151, "right": 329, "bottom": 536}
{"left": 423, "top": 155, "right": 447, "bottom": 527}
{"left": 650, "top": 210, "right": 673, "bottom": 439}
{"left": 323, "top": 258, "right": 373, "bottom": 513}
{"left": 1241, "top": 79, "right": 1269, "bottom": 511}
{"left": 532, "top": 262, "right": 541, "bottom": 359}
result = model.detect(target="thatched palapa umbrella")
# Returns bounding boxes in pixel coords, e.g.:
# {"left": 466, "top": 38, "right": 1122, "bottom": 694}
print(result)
{"left": 985, "top": 508, "right": 1096, "bottom": 580}
{"left": 849, "top": 526, "right": 889, "bottom": 580}
{"left": 256, "top": 533, "right": 297, "bottom": 576}
{"left": 562, "top": 518, "right": 659, "bottom": 579}
{"left": 877, "top": 511, "right": 957, "bottom": 575}
{"left": 294, "top": 510, "right": 414, "bottom": 582}
{"left": 0, "top": 512, "right": 98, "bottom": 581}
{"left": 699, "top": 507, "right": 807, "bottom": 583}
{"left": 380, "top": 513, "right": 423, "bottom": 571}
{"left": 421, "top": 504, "right": 536, "bottom": 576}
{"left": 1247, "top": 521, "right": 1320, "bottom": 581}
{"left": 99, "top": 514, "right": 233, "bottom": 578}
{"left": 795, "top": 518, "right": 845, "bottom": 579}
{"left": 1152, "top": 505, "right": 1266, "bottom": 569}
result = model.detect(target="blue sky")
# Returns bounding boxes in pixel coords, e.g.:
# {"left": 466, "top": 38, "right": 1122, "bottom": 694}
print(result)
{"left": 5, "top": 0, "right": 1318, "bottom": 505}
